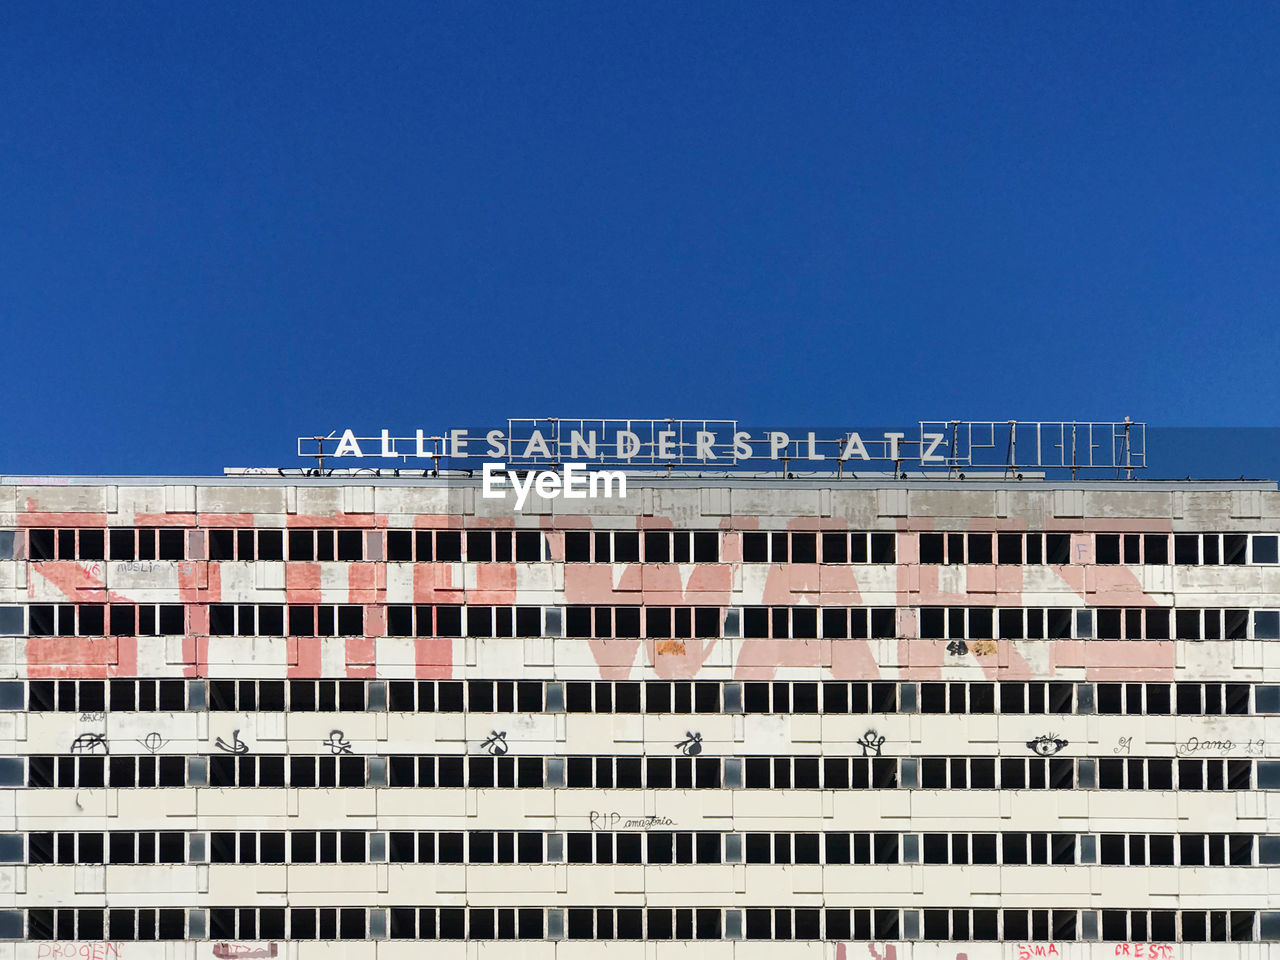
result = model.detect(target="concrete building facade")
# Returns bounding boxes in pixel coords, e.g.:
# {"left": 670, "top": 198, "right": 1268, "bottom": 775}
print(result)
{"left": 1, "top": 471, "right": 1279, "bottom": 958}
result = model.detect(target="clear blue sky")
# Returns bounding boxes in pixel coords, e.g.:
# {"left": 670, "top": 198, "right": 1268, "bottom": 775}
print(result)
{"left": 4, "top": 3, "right": 1280, "bottom": 475}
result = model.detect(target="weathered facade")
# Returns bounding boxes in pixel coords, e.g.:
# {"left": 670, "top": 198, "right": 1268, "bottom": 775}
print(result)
{"left": 2, "top": 473, "right": 1279, "bottom": 959}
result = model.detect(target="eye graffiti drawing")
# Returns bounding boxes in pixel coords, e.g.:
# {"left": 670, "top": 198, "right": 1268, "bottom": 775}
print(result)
{"left": 674, "top": 732, "right": 702, "bottom": 756}
{"left": 1027, "top": 734, "right": 1068, "bottom": 757}
{"left": 137, "top": 732, "right": 168, "bottom": 754}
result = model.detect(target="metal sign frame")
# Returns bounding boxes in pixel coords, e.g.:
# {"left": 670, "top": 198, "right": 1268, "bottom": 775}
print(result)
{"left": 298, "top": 419, "right": 1146, "bottom": 477}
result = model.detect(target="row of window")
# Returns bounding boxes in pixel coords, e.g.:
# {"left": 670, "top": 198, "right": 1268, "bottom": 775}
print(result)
{"left": 18, "top": 753, "right": 1274, "bottom": 791}
{"left": 566, "top": 605, "right": 727, "bottom": 639}
{"left": 18, "top": 830, "right": 369, "bottom": 866}
{"left": 13, "top": 676, "right": 1271, "bottom": 717}
{"left": 25, "top": 829, "right": 1250, "bottom": 867}
{"left": 207, "top": 603, "right": 366, "bottom": 637}
{"left": 385, "top": 829, "right": 1266, "bottom": 867}
{"left": 23, "top": 527, "right": 376, "bottom": 563}
{"left": 738, "top": 606, "right": 898, "bottom": 639}
{"left": 7, "top": 906, "right": 1274, "bottom": 943}
{"left": 25, "top": 603, "right": 185, "bottom": 637}
{"left": 921, "top": 607, "right": 1280, "bottom": 641}
{"left": 20, "top": 831, "right": 186, "bottom": 864}
{"left": 14, "top": 603, "right": 1280, "bottom": 641}
{"left": 1096, "top": 533, "right": 1278, "bottom": 567}
{"left": 733, "top": 678, "right": 1264, "bottom": 716}
{"left": 394, "top": 530, "right": 723, "bottom": 565}
{"left": 20, "top": 908, "right": 192, "bottom": 942}
{"left": 18, "top": 603, "right": 369, "bottom": 638}
{"left": 562, "top": 530, "right": 721, "bottom": 563}
{"left": 21, "top": 527, "right": 675, "bottom": 564}
{"left": 11, "top": 677, "right": 383, "bottom": 713}
{"left": 22, "top": 754, "right": 370, "bottom": 789}
{"left": 920, "top": 532, "right": 1280, "bottom": 566}
{"left": 739, "top": 531, "right": 896, "bottom": 564}
{"left": 25, "top": 527, "right": 187, "bottom": 562}
{"left": 922, "top": 533, "right": 1074, "bottom": 565}
{"left": 18, "top": 527, "right": 720, "bottom": 564}
{"left": 18, "top": 527, "right": 1280, "bottom": 567}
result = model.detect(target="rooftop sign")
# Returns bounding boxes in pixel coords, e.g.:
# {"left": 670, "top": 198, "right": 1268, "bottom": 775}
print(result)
{"left": 299, "top": 419, "right": 1146, "bottom": 477}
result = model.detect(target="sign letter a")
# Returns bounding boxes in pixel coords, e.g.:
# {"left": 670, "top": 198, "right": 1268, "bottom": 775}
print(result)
{"left": 334, "top": 430, "right": 364, "bottom": 457}
{"left": 839, "top": 433, "right": 869, "bottom": 460}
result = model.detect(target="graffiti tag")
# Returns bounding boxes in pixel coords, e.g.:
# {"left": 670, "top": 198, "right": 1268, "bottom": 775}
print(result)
{"left": 589, "top": 811, "right": 675, "bottom": 830}
{"left": 35, "top": 945, "right": 123, "bottom": 959}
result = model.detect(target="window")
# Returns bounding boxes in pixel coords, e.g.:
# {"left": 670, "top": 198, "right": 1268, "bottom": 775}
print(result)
{"left": 592, "top": 532, "right": 619, "bottom": 563}
{"left": 963, "top": 534, "right": 991, "bottom": 564}
{"left": 920, "top": 606, "right": 1081, "bottom": 640}
{"left": 283, "top": 529, "right": 364, "bottom": 562}
{"left": 28, "top": 529, "right": 55, "bottom": 560}
{"left": 688, "top": 531, "right": 719, "bottom": 562}
{"left": 28, "top": 528, "right": 124, "bottom": 561}
{"left": 1174, "top": 534, "right": 1199, "bottom": 564}
{"left": 1044, "top": 535, "right": 1075, "bottom": 563}
{"left": 208, "top": 604, "right": 285, "bottom": 637}
{"left": 566, "top": 605, "right": 716, "bottom": 640}
{"left": 1256, "top": 611, "right": 1280, "bottom": 640}
{"left": 281, "top": 604, "right": 364, "bottom": 636}
{"left": 1253, "top": 535, "right": 1279, "bottom": 564}
{"left": 742, "top": 531, "right": 892, "bottom": 564}
{"left": 1096, "top": 535, "right": 1120, "bottom": 564}
{"left": 919, "top": 534, "right": 944, "bottom": 564}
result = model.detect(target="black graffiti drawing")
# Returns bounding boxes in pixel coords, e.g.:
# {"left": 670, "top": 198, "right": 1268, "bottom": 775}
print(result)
{"left": 675, "top": 732, "right": 702, "bottom": 756}
{"left": 1027, "top": 734, "right": 1068, "bottom": 757}
{"left": 481, "top": 730, "right": 508, "bottom": 756}
{"left": 214, "top": 729, "right": 249, "bottom": 754}
{"left": 322, "top": 730, "right": 353, "bottom": 755}
{"left": 856, "top": 729, "right": 886, "bottom": 757}
{"left": 69, "top": 732, "right": 108, "bottom": 755}
{"left": 945, "top": 639, "right": 969, "bottom": 656}
{"left": 137, "top": 732, "right": 168, "bottom": 754}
